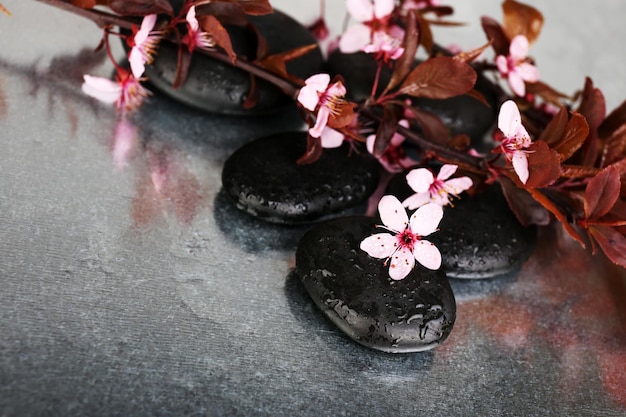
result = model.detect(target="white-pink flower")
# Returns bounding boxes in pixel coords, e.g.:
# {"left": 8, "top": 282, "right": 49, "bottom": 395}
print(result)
{"left": 339, "top": 0, "right": 402, "bottom": 54}
{"left": 402, "top": 0, "right": 441, "bottom": 11}
{"left": 360, "top": 195, "right": 443, "bottom": 280}
{"left": 82, "top": 71, "right": 149, "bottom": 113}
{"left": 129, "top": 14, "right": 162, "bottom": 78}
{"left": 497, "top": 100, "right": 532, "bottom": 184}
{"left": 183, "top": 5, "right": 216, "bottom": 53}
{"left": 366, "top": 120, "right": 417, "bottom": 173}
{"left": 362, "top": 31, "right": 405, "bottom": 62}
{"left": 403, "top": 164, "right": 473, "bottom": 209}
{"left": 297, "top": 73, "right": 347, "bottom": 138}
{"left": 496, "top": 35, "right": 539, "bottom": 97}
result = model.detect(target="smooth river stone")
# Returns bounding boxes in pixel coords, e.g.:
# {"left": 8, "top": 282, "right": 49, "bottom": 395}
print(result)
{"left": 296, "top": 216, "right": 456, "bottom": 353}
{"left": 221, "top": 132, "right": 381, "bottom": 224}
{"left": 386, "top": 175, "right": 537, "bottom": 279}
{"left": 327, "top": 51, "right": 498, "bottom": 144}
{"left": 143, "top": 10, "right": 323, "bottom": 115}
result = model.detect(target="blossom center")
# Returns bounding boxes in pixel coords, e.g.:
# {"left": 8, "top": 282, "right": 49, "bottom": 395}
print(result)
{"left": 397, "top": 228, "right": 418, "bottom": 251}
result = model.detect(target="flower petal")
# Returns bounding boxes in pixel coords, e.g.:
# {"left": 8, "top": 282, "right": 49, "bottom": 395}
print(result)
{"left": 409, "top": 202, "right": 443, "bottom": 237}
{"left": 437, "top": 164, "right": 458, "bottom": 181}
{"left": 508, "top": 71, "right": 526, "bottom": 97}
{"left": 413, "top": 240, "right": 442, "bottom": 270}
{"left": 320, "top": 127, "right": 345, "bottom": 148}
{"left": 326, "top": 80, "right": 346, "bottom": 98}
{"left": 444, "top": 176, "right": 473, "bottom": 195}
{"left": 186, "top": 6, "right": 200, "bottom": 32}
{"left": 402, "top": 192, "right": 430, "bottom": 210}
{"left": 406, "top": 168, "right": 434, "bottom": 193}
{"left": 309, "top": 106, "right": 330, "bottom": 138}
{"left": 339, "top": 24, "right": 372, "bottom": 53}
{"left": 297, "top": 86, "right": 321, "bottom": 111}
{"left": 304, "top": 73, "right": 331, "bottom": 92}
{"left": 135, "top": 14, "right": 157, "bottom": 45}
{"left": 512, "top": 151, "right": 529, "bottom": 184}
{"left": 389, "top": 246, "right": 414, "bottom": 280}
{"left": 129, "top": 47, "right": 146, "bottom": 78}
{"left": 82, "top": 75, "right": 121, "bottom": 104}
{"left": 496, "top": 55, "right": 509, "bottom": 74}
{"left": 360, "top": 232, "right": 397, "bottom": 259}
{"left": 378, "top": 195, "right": 408, "bottom": 233}
{"left": 498, "top": 100, "right": 523, "bottom": 138}
{"left": 516, "top": 62, "right": 540, "bottom": 83}
{"left": 509, "top": 35, "right": 529, "bottom": 60}
{"left": 346, "top": 0, "right": 374, "bottom": 22}
{"left": 374, "top": 0, "right": 395, "bottom": 19}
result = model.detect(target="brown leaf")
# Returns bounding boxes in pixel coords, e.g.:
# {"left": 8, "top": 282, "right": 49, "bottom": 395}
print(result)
{"left": 173, "top": 46, "right": 192, "bottom": 89}
{"left": 599, "top": 99, "right": 626, "bottom": 139}
{"left": 585, "top": 165, "right": 621, "bottom": 219}
{"left": 499, "top": 177, "right": 551, "bottom": 226}
{"left": 195, "top": 2, "right": 249, "bottom": 26}
{"left": 198, "top": 15, "right": 237, "bottom": 64}
{"left": 69, "top": 0, "right": 96, "bottom": 8}
{"left": 529, "top": 189, "right": 586, "bottom": 247}
{"left": 502, "top": 0, "right": 544, "bottom": 45}
{"left": 327, "top": 101, "right": 357, "bottom": 130}
{"left": 257, "top": 44, "right": 318, "bottom": 85}
{"left": 480, "top": 16, "right": 509, "bottom": 56}
{"left": 525, "top": 140, "right": 561, "bottom": 188}
{"left": 417, "top": 13, "right": 434, "bottom": 54}
{"left": 231, "top": 0, "right": 273, "bottom": 15}
{"left": 447, "top": 134, "right": 470, "bottom": 151}
{"left": 453, "top": 40, "right": 492, "bottom": 64}
{"left": 384, "top": 10, "right": 419, "bottom": 94}
{"left": 109, "top": 0, "right": 173, "bottom": 16}
{"left": 465, "top": 88, "right": 491, "bottom": 107}
{"left": 560, "top": 164, "right": 599, "bottom": 179}
{"left": 297, "top": 135, "right": 323, "bottom": 165}
{"left": 525, "top": 81, "right": 569, "bottom": 107}
{"left": 538, "top": 106, "right": 568, "bottom": 145}
{"left": 399, "top": 56, "right": 476, "bottom": 99}
{"left": 552, "top": 112, "right": 590, "bottom": 161}
{"left": 372, "top": 105, "right": 400, "bottom": 157}
{"left": 602, "top": 124, "right": 626, "bottom": 167}
{"left": 577, "top": 77, "right": 606, "bottom": 166}
{"left": 589, "top": 225, "right": 626, "bottom": 267}
{"left": 405, "top": 106, "right": 448, "bottom": 143}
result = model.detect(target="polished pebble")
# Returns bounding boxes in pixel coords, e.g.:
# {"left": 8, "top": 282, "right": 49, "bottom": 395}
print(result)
{"left": 296, "top": 216, "right": 457, "bottom": 353}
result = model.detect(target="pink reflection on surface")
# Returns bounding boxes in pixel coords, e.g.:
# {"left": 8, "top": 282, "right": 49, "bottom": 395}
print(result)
{"left": 438, "top": 223, "right": 626, "bottom": 407}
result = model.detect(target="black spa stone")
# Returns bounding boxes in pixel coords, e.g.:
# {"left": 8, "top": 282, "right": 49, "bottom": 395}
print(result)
{"left": 221, "top": 132, "right": 381, "bottom": 224}
{"left": 386, "top": 175, "right": 537, "bottom": 279}
{"left": 143, "top": 10, "right": 323, "bottom": 115}
{"left": 296, "top": 216, "right": 456, "bottom": 353}
{"left": 327, "top": 51, "right": 498, "bottom": 143}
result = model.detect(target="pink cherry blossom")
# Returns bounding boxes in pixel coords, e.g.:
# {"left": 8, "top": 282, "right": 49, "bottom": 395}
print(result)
{"left": 363, "top": 31, "right": 405, "bottom": 62}
{"left": 82, "top": 71, "right": 149, "bottom": 113}
{"left": 297, "top": 73, "right": 347, "bottom": 138}
{"left": 496, "top": 100, "right": 533, "bottom": 184}
{"left": 403, "top": 164, "right": 473, "bottom": 209}
{"left": 366, "top": 120, "right": 417, "bottom": 173}
{"left": 496, "top": 35, "right": 539, "bottom": 97}
{"left": 402, "top": 0, "right": 441, "bottom": 11}
{"left": 339, "top": 0, "right": 402, "bottom": 54}
{"left": 360, "top": 195, "right": 443, "bottom": 280}
{"left": 183, "top": 5, "right": 216, "bottom": 53}
{"left": 129, "top": 14, "right": 162, "bottom": 78}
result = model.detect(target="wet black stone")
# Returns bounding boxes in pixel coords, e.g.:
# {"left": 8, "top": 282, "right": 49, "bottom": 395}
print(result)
{"left": 296, "top": 216, "right": 456, "bottom": 353}
{"left": 221, "top": 132, "right": 381, "bottom": 224}
{"left": 386, "top": 175, "right": 537, "bottom": 279}
{"left": 327, "top": 51, "right": 498, "bottom": 144}
{"left": 143, "top": 10, "right": 323, "bottom": 115}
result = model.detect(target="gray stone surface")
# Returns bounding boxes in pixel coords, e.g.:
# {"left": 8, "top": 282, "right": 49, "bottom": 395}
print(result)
{"left": 1, "top": 1, "right": 625, "bottom": 416}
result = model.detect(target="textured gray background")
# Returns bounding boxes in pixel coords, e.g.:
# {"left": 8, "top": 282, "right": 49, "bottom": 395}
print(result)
{"left": 1, "top": 1, "right": 625, "bottom": 416}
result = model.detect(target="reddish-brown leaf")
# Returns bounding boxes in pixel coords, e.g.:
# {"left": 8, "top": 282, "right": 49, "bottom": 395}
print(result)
{"left": 327, "top": 101, "right": 357, "bottom": 131}
{"left": 465, "top": 88, "right": 491, "bottom": 107}
{"left": 525, "top": 81, "right": 569, "bottom": 107}
{"left": 480, "top": 16, "right": 509, "bottom": 56}
{"left": 399, "top": 56, "right": 476, "bottom": 99}
{"left": 599, "top": 99, "right": 626, "bottom": 139}
{"left": 499, "top": 177, "right": 551, "bottom": 226}
{"left": 417, "top": 13, "right": 434, "bottom": 54}
{"left": 447, "top": 134, "right": 470, "bottom": 150}
{"left": 198, "top": 15, "right": 237, "bottom": 64}
{"left": 560, "top": 164, "right": 599, "bottom": 179}
{"left": 372, "top": 105, "right": 400, "bottom": 157}
{"left": 529, "top": 188, "right": 586, "bottom": 247}
{"left": 577, "top": 77, "right": 606, "bottom": 166}
{"left": 69, "top": 0, "right": 96, "bottom": 8}
{"left": 453, "top": 40, "right": 492, "bottom": 64}
{"left": 297, "top": 135, "right": 323, "bottom": 165}
{"left": 232, "top": 0, "right": 273, "bottom": 15}
{"left": 552, "top": 112, "right": 590, "bottom": 161}
{"left": 585, "top": 166, "right": 621, "bottom": 219}
{"left": 420, "top": 5, "right": 454, "bottom": 17}
{"left": 242, "top": 73, "right": 259, "bottom": 109}
{"left": 405, "top": 106, "right": 448, "bottom": 143}
{"left": 384, "top": 10, "right": 419, "bottom": 94}
{"left": 538, "top": 106, "right": 568, "bottom": 145}
{"left": 502, "top": 0, "right": 544, "bottom": 45}
{"left": 173, "top": 46, "right": 192, "bottom": 89}
{"left": 525, "top": 140, "right": 561, "bottom": 188}
{"left": 257, "top": 44, "right": 318, "bottom": 85}
{"left": 602, "top": 124, "right": 626, "bottom": 166}
{"left": 109, "top": 0, "right": 173, "bottom": 16}
{"left": 195, "top": 2, "right": 249, "bottom": 26}
{"left": 589, "top": 225, "right": 626, "bottom": 267}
